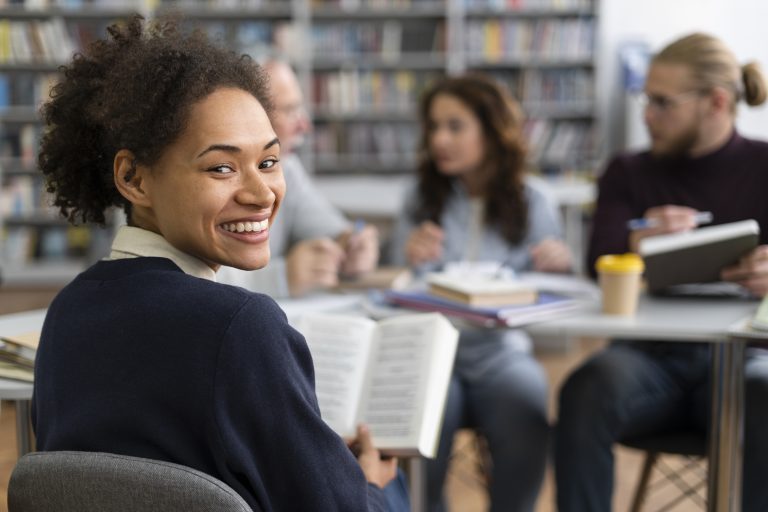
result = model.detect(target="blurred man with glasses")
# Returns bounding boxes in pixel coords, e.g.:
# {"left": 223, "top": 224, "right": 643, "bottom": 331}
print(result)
{"left": 218, "top": 58, "right": 379, "bottom": 298}
{"left": 555, "top": 33, "right": 768, "bottom": 511}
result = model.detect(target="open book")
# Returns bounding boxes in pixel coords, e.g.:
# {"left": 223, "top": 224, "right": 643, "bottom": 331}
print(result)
{"left": 639, "top": 219, "right": 760, "bottom": 293}
{"left": 295, "top": 312, "right": 458, "bottom": 457}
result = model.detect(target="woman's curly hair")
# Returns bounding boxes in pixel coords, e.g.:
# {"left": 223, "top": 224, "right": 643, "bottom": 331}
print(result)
{"left": 413, "top": 73, "right": 529, "bottom": 245}
{"left": 38, "top": 15, "right": 272, "bottom": 225}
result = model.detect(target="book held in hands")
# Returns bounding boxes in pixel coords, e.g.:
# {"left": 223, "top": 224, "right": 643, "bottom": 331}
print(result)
{"left": 295, "top": 312, "right": 458, "bottom": 458}
{"left": 639, "top": 219, "right": 760, "bottom": 293}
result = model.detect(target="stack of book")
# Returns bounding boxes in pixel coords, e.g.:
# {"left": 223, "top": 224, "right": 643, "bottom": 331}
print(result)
{"left": 0, "top": 330, "right": 38, "bottom": 382}
{"left": 385, "top": 273, "right": 581, "bottom": 327}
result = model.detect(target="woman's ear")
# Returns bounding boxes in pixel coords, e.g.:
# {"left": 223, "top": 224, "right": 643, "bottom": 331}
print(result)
{"left": 114, "top": 149, "right": 151, "bottom": 207}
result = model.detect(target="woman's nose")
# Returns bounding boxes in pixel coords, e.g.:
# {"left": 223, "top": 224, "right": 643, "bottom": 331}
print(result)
{"left": 235, "top": 170, "right": 277, "bottom": 207}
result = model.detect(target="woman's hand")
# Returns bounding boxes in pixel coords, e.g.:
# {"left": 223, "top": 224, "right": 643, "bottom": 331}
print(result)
{"left": 350, "top": 424, "right": 398, "bottom": 489}
{"left": 405, "top": 221, "right": 444, "bottom": 267}
{"left": 530, "top": 238, "right": 573, "bottom": 273}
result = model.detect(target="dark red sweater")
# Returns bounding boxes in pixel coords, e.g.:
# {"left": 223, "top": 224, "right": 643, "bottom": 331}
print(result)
{"left": 587, "top": 132, "right": 768, "bottom": 277}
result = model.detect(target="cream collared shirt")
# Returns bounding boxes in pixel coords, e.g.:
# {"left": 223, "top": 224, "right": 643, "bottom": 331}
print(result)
{"left": 108, "top": 226, "right": 217, "bottom": 282}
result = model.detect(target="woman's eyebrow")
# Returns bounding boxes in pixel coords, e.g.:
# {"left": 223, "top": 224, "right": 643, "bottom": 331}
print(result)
{"left": 196, "top": 137, "right": 279, "bottom": 158}
{"left": 197, "top": 144, "right": 240, "bottom": 158}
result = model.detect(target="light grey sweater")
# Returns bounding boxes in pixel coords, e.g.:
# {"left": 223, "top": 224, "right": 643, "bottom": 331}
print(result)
{"left": 388, "top": 176, "right": 563, "bottom": 273}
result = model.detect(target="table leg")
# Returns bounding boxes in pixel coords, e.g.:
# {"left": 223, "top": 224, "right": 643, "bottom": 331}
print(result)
{"left": 408, "top": 457, "right": 426, "bottom": 512}
{"left": 14, "top": 399, "right": 33, "bottom": 457}
{"left": 708, "top": 340, "right": 745, "bottom": 512}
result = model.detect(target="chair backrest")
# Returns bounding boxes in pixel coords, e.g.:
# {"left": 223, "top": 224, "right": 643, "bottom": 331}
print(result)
{"left": 8, "top": 451, "right": 254, "bottom": 512}
{"left": 620, "top": 430, "right": 707, "bottom": 457}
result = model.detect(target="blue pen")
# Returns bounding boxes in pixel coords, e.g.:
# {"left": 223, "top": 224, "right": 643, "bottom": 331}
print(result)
{"left": 627, "top": 211, "right": 713, "bottom": 230}
{"left": 346, "top": 219, "right": 366, "bottom": 251}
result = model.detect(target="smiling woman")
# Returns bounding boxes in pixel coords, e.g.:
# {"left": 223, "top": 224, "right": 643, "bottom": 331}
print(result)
{"left": 30, "top": 15, "right": 402, "bottom": 512}
{"left": 113, "top": 87, "right": 284, "bottom": 272}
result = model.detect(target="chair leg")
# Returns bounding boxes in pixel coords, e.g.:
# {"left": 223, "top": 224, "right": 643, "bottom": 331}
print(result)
{"left": 629, "top": 452, "right": 659, "bottom": 512}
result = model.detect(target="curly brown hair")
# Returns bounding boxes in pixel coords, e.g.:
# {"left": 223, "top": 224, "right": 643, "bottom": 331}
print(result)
{"left": 38, "top": 15, "right": 272, "bottom": 225}
{"left": 413, "top": 73, "right": 529, "bottom": 244}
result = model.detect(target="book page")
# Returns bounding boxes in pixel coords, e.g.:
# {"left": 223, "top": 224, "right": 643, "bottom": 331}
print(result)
{"left": 295, "top": 314, "right": 377, "bottom": 438}
{"left": 358, "top": 313, "right": 458, "bottom": 456}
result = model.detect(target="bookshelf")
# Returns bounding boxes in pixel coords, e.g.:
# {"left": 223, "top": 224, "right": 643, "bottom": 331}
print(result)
{"left": 0, "top": 0, "right": 600, "bottom": 283}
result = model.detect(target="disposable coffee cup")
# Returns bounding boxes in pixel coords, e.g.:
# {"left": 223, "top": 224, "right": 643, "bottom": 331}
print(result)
{"left": 595, "top": 254, "right": 645, "bottom": 315}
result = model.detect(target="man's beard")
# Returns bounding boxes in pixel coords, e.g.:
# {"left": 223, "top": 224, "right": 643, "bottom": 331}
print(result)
{"left": 650, "top": 121, "right": 701, "bottom": 158}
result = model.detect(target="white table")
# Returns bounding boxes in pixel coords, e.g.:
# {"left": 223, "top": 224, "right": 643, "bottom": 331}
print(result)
{"left": 526, "top": 294, "right": 760, "bottom": 512}
{"left": 3, "top": 294, "right": 761, "bottom": 512}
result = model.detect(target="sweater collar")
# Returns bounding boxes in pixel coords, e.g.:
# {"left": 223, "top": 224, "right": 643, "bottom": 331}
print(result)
{"left": 108, "top": 226, "right": 217, "bottom": 282}
{"left": 649, "top": 130, "right": 742, "bottom": 167}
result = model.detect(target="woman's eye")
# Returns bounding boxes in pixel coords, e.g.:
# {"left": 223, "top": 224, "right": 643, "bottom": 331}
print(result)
{"left": 259, "top": 158, "right": 279, "bottom": 170}
{"left": 448, "top": 120, "right": 464, "bottom": 133}
{"left": 208, "top": 165, "right": 235, "bottom": 174}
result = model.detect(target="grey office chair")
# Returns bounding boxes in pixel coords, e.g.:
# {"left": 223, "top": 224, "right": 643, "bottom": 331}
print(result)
{"left": 7, "top": 451, "right": 254, "bottom": 512}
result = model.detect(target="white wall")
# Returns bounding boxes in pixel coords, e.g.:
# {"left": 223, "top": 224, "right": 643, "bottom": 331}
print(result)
{"left": 598, "top": 0, "right": 768, "bottom": 158}
{"left": 711, "top": 1, "right": 768, "bottom": 138}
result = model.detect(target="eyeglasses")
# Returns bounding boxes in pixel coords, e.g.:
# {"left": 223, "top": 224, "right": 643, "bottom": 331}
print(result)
{"left": 639, "top": 90, "right": 704, "bottom": 113}
{"left": 275, "top": 103, "right": 308, "bottom": 121}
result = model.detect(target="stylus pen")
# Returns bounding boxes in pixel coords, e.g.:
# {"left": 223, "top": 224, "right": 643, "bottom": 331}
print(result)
{"left": 627, "top": 211, "right": 713, "bottom": 231}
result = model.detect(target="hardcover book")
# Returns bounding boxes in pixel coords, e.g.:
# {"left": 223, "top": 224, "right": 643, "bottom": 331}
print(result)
{"left": 426, "top": 273, "right": 538, "bottom": 307}
{"left": 638, "top": 219, "right": 760, "bottom": 293}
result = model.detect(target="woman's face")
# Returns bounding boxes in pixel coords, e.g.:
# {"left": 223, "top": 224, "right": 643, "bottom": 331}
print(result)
{"left": 427, "top": 93, "right": 486, "bottom": 177}
{"left": 138, "top": 87, "right": 285, "bottom": 271}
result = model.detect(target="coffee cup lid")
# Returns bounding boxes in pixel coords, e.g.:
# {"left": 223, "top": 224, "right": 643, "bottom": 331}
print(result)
{"left": 595, "top": 253, "right": 645, "bottom": 273}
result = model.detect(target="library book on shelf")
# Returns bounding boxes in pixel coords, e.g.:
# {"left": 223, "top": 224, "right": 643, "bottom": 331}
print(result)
{"left": 639, "top": 219, "right": 760, "bottom": 293}
{"left": 295, "top": 312, "right": 458, "bottom": 458}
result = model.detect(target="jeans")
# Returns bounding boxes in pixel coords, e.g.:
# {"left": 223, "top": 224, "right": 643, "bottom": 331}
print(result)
{"left": 428, "top": 328, "right": 550, "bottom": 512}
{"left": 555, "top": 341, "right": 768, "bottom": 512}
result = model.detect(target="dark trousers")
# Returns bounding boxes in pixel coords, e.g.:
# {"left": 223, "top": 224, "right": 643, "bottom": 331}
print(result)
{"left": 555, "top": 341, "right": 768, "bottom": 512}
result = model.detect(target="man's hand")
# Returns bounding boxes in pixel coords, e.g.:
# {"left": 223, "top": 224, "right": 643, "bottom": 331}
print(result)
{"left": 338, "top": 225, "right": 379, "bottom": 277}
{"left": 628, "top": 205, "right": 702, "bottom": 252}
{"left": 721, "top": 245, "right": 768, "bottom": 297}
{"left": 286, "top": 238, "right": 345, "bottom": 297}
{"left": 530, "top": 238, "right": 573, "bottom": 273}
{"left": 405, "top": 221, "right": 444, "bottom": 267}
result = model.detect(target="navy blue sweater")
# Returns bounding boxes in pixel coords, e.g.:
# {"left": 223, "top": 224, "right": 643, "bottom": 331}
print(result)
{"left": 32, "top": 257, "right": 386, "bottom": 511}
